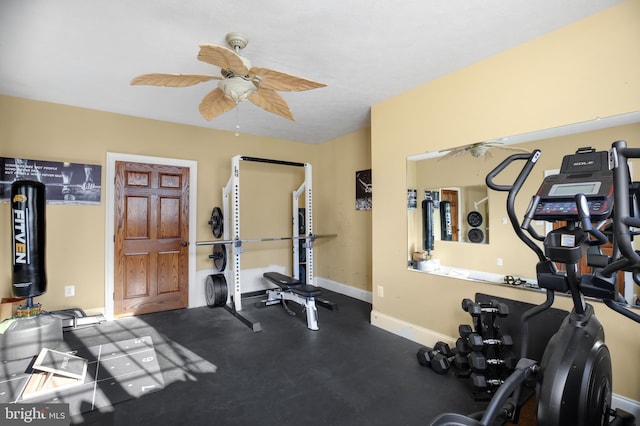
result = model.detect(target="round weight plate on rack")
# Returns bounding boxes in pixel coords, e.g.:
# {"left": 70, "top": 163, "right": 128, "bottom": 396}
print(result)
{"left": 298, "top": 240, "right": 306, "bottom": 263}
{"left": 298, "top": 210, "right": 306, "bottom": 234}
{"left": 212, "top": 244, "right": 227, "bottom": 272}
{"left": 209, "top": 207, "right": 223, "bottom": 238}
{"left": 299, "top": 264, "right": 306, "bottom": 284}
{"left": 468, "top": 228, "right": 484, "bottom": 243}
{"left": 467, "top": 211, "right": 483, "bottom": 227}
{"left": 205, "top": 274, "right": 228, "bottom": 307}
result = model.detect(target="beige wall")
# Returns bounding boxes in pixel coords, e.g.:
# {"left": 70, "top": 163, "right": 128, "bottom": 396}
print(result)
{"left": 371, "top": 0, "right": 640, "bottom": 401}
{"left": 314, "top": 128, "right": 372, "bottom": 291}
{"left": 0, "top": 95, "right": 372, "bottom": 313}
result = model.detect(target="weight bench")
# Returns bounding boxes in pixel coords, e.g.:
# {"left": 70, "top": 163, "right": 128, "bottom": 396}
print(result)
{"left": 259, "top": 272, "right": 337, "bottom": 330}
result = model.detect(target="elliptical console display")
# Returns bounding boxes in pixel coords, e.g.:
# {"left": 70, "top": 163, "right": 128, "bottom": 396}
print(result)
{"left": 533, "top": 147, "right": 614, "bottom": 221}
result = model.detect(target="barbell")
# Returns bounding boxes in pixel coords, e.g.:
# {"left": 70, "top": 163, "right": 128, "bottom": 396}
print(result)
{"left": 200, "top": 205, "right": 336, "bottom": 247}
{"left": 196, "top": 233, "right": 337, "bottom": 247}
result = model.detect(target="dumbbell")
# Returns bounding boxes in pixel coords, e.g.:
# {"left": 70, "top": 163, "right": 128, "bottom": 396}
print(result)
{"left": 467, "top": 333, "right": 513, "bottom": 351}
{"left": 453, "top": 353, "right": 469, "bottom": 370}
{"left": 461, "top": 298, "right": 509, "bottom": 317}
{"left": 458, "top": 324, "right": 473, "bottom": 338}
{"left": 455, "top": 337, "right": 471, "bottom": 354}
{"left": 468, "top": 351, "right": 518, "bottom": 372}
{"left": 416, "top": 341, "right": 453, "bottom": 368}
{"left": 471, "top": 372, "right": 505, "bottom": 389}
{"left": 431, "top": 349, "right": 473, "bottom": 374}
{"left": 436, "top": 347, "right": 477, "bottom": 374}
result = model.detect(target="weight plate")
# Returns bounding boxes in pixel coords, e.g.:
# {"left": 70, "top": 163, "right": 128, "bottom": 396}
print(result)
{"left": 298, "top": 240, "right": 306, "bottom": 263}
{"left": 468, "top": 228, "right": 484, "bottom": 243}
{"left": 467, "top": 211, "right": 483, "bottom": 227}
{"left": 299, "top": 264, "right": 306, "bottom": 284}
{"left": 205, "top": 274, "right": 228, "bottom": 307}
{"left": 298, "top": 209, "right": 305, "bottom": 234}
{"left": 212, "top": 244, "right": 227, "bottom": 272}
{"left": 209, "top": 207, "right": 223, "bottom": 238}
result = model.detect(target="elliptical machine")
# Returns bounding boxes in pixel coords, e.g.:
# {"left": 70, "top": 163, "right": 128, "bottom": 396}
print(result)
{"left": 431, "top": 140, "right": 640, "bottom": 426}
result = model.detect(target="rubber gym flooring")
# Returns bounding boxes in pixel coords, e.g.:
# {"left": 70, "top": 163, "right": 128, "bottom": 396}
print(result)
{"left": 63, "top": 290, "right": 487, "bottom": 426}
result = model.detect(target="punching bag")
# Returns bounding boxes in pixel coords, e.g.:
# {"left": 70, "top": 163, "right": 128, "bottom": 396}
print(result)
{"left": 11, "top": 180, "right": 47, "bottom": 298}
{"left": 422, "top": 199, "right": 434, "bottom": 252}
{"left": 440, "top": 201, "right": 453, "bottom": 241}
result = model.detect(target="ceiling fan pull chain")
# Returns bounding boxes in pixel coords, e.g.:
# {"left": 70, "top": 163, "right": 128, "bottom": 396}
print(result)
{"left": 234, "top": 102, "right": 241, "bottom": 137}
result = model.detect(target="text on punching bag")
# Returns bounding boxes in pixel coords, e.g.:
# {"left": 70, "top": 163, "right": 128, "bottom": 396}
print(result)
{"left": 12, "top": 195, "right": 29, "bottom": 265}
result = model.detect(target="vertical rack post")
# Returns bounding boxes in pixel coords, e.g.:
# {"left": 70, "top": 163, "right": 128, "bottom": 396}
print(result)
{"left": 292, "top": 162, "right": 313, "bottom": 284}
{"left": 293, "top": 186, "right": 301, "bottom": 280}
{"left": 230, "top": 155, "right": 242, "bottom": 312}
{"left": 304, "top": 163, "right": 313, "bottom": 285}
{"left": 222, "top": 167, "right": 233, "bottom": 306}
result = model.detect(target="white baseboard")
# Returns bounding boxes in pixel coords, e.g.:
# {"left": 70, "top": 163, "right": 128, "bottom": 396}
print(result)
{"left": 94, "top": 271, "right": 367, "bottom": 313}
{"left": 613, "top": 394, "right": 640, "bottom": 420}
{"left": 370, "top": 309, "right": 456, "bottom": 348}
{"left": 315, "top": 277, "right": 372, "bottom": 303}
{"left": 370, "top": 309, "right": 640, "bottom": 417}
{"left": 83, "top": 307, "right": 105, "bottom": 316}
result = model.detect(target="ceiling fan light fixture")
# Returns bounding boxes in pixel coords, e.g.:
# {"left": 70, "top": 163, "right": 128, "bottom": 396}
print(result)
{"left": 219, "top": 77, "right": 257, "bottom": 103}
{"left": 470, "top": 145, "right": 488, "bottom": 157}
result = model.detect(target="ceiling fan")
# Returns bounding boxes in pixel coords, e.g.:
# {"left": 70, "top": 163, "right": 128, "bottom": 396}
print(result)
{"left": 130, "top": 32, "right": 326, "bottom": 122}
{"left": 440, "top": 141, "right": 530, "bottom": 160}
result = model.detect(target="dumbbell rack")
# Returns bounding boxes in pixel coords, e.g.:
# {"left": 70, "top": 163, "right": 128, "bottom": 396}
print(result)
{"left": 456, "top": 298, "right": 515, "bottom": 401}
{"left": 415, "top": 298, "right": 517, "bottom": 401}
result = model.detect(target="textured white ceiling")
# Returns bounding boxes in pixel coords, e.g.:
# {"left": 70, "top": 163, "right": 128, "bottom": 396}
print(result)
{"left": 0, "top": 0, "right": 626, "bottom": 143}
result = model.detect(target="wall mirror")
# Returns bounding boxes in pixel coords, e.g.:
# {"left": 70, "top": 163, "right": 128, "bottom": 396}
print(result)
{"left": 407, "top": 111, "right": 640, "bottom": 305}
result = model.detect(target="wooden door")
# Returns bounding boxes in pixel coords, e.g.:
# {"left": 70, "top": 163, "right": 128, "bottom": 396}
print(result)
{"left": 114, "top": 161, "right": 189, "bottom": 317}
{"left": 553, "top": 221, "right": 625, "bottom": 296}
{"left": 440, "top": 189, "right": 459, "bottom": 241}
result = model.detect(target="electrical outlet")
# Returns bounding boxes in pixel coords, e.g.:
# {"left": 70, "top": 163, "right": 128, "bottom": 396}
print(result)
{"left": 497, "top": 258, "right": 503, "bottom": 266}
{"left": 377, "top": 285, "right": 384, "bottom": 298}
{"left": 64, "top": 285, "right": 75, "bottom": 297}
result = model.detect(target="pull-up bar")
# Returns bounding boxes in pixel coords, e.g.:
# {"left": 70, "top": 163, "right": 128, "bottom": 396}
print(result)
{"left": 239, "top": 156, "right": 306, "bottom": 167}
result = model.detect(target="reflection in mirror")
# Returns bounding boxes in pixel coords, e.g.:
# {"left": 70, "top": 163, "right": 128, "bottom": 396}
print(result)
{"left": 415, "top": 186, "right": 489, "bottom": 246}
{"left": 406, "top": 111, "right": 640, "bottom": 306}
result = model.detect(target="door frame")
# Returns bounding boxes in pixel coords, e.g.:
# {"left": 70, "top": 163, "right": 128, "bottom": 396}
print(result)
{"left": 104, "top": 153, "right": 198, "bottom": 320}
{"left": 440, "top": 187, "right": 461, "bottom": 242}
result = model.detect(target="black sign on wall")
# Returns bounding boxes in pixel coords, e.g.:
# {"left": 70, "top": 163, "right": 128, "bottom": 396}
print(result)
{"left": 356, "top": 169, "right": 372, "bottom": 211}
{"left": 1, "top": 157, "right": 102, "bottom": 205}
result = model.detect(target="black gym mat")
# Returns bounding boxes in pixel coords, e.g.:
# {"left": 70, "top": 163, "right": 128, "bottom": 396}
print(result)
{"left": 0, "top": 336, "right": 164, "bottom": 418}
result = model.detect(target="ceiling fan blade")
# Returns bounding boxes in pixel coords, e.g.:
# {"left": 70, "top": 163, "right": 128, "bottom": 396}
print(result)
{"left": 199, "top": 87, "right": 237, "bottom": 121}
{"left": 130, "top": 73, "right": 220, "bottom": 87}
{"left": 494, "top": 145, "right": 531, "bottom": 153}
{"left": 250, "top": 67, "right": 326, "bottom": 92}
{"left": 439, "top": 148, "right": 469, "bottom": 160}
{"left": 249, "top": 88, "right": 295, "bottom": 121}
{"left": 198, "top": 44, "right": 249, "bottom": 76}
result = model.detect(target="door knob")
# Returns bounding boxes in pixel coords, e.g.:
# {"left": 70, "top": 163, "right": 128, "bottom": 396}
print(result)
{"left": 181, "top": 242, "right": 188, "bottom": 247}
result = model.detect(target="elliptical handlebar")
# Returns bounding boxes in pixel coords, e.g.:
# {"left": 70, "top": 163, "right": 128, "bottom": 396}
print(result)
{"left": 485, "top": 150, "right": 545, "bottom": 261}
{"left": 611, "top": 140, "right": 640, "bottom": 267}
{"left": 485, "top": 151, "right": 541, "bottom": 193}
{"left": 575, "top": 193, "right": 609, "bottom": 246}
